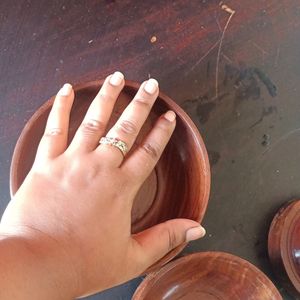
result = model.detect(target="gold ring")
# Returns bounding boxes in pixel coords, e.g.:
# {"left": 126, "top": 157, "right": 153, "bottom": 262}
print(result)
{"left": 99, "top": 137, "right": 128, "bottom": 156}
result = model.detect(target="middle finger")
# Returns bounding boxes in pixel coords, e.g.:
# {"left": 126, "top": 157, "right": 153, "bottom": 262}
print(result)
{"left": 96, "top": 78, "right": 159, "bottom": 167}
{"left": 67, "top": 71, "right": 125, "bottom": 154}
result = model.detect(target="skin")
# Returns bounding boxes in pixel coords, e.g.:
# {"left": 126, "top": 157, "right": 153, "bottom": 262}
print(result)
{"left": 0, "top": 72, "right": 205, "bottom": 299}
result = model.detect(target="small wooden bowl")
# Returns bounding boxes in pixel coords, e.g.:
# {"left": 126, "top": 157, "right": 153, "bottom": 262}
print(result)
{"left": 268, "top": 199, "right": 300, "bottom": 297}
{"left": 133, "top": 252, "right": 282, "bottom": 300}
{"left": 10, "top": 80, "right": 210, "bottom": 270}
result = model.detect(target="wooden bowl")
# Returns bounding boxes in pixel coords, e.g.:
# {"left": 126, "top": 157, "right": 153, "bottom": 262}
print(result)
{"left": 10, "top": 80, "right": 211, "bottom": 270}
{"left": 132, "top": 252, "right": 282, "bottom": 300}
{"left": 268, "top": 199, "right": 300, "bottom": 297}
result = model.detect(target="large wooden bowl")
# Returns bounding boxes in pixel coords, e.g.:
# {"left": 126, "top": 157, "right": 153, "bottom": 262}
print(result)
{"left": 10, "top": 80, "right": 211, "bottom": 271}
{"left": 132, "top": 252, "right": 282, "bottom": 300}
{"left": 268, "top": 199, "right": 300, "bottom": 297}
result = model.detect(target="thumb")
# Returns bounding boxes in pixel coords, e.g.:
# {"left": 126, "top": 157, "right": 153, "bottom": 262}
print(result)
{"left": 131, "top": 219, "right": 206, "bottom": 272}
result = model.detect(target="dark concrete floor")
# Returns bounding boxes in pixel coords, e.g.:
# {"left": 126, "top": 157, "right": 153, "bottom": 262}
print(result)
{"left": 1, "top": 1, "right": 300, "bottom": 299}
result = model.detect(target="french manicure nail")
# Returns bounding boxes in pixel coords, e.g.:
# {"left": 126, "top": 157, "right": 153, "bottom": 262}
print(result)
{"left": 58, "top": 83, "right": 72, "bottom": 96}
{"left": 144, "top": 78, "right": 158, "bottom": 94}
{"left": 185, "top": 226, "right": 206, "bottom": 242}
{"left": 110, "top": 71, "right": 124, "bottom": 86}
{"left": 164, "top": 111, "right": 176, "bottom": 122}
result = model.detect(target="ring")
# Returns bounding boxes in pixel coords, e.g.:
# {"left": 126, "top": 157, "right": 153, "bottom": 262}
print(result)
{"left": 99, "top": 137, "right": 128, "bottom": 156}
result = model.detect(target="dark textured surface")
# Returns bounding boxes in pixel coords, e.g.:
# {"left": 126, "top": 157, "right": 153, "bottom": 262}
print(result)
{"left": 1, "top": 0, "right": 300, "bottom": 299}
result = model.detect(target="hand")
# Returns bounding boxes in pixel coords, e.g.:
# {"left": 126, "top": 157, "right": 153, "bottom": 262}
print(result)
{"left": 0, "top": 72, "right": 206, "bottom": 299}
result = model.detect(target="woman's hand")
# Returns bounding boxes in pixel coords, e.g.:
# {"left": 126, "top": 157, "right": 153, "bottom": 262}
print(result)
{"left": 0, "top": 72, "right": 205, "bottom": 299}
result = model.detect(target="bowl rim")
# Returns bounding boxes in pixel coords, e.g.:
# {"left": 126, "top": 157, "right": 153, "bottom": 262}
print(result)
{"left": 10, "top": 79, "right": 211, "bottom": 270}
{"left": 132, "top": 251, "right": 282, "bottom": 299}
{"left": 268, "top": 199, "right": 300, "bottom": 294}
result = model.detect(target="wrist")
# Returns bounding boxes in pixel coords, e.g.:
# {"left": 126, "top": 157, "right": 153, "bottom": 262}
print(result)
{"left": 0, "top": 227, "right": 80, "bottom": 300}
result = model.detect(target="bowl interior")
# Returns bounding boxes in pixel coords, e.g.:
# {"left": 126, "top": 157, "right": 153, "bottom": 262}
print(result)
{"left": 10, "top": 80, "right": 210, "bottom": 268}
{"left": 133, "top": 252, "right": 282, "bottom": 300}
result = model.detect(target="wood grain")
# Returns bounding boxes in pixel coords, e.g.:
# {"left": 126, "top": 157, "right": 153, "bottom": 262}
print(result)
{"left": 133, "top": 252, "right": 282, "bottom": 300}
{"left": 268, "top": 200, "right": 300, "bottom": 298}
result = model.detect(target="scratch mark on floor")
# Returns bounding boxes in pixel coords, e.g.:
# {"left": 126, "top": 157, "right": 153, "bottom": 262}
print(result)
{"left": 252, "top": 42, "right": 269, "bottom": 55}
{"left": 215, "top": 4, "right": 236, "bottom": 99}
{"left": 262, "top": 128, "right": 300, "bottom": 155}
{"left": 249, "top": 106, "right": 277, "bottom": 129}
{"left": 187, "top": 38, "right": 221, "bottom": 74}
{"left": 274, "top": 46, "right": 280, "bottom": 67}
{"left": 221, "top": 53, "right": 233, "bottom": 63}
{"left": 177, "top": 56, "right": 186, "bottom": 64}
{"left": 215, "top": 12, "right": 222, "bottom": 33}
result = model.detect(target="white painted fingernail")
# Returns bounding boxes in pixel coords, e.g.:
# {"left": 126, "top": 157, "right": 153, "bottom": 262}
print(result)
{"left": 58, "top": 83, "right": 72, "bottom": 96}
{"left": 110, "top": 71, "right": 124, "bottom": 86}
{"left": 186, "top": 226, "right": 206, "bottom": 242}
{"left": 144, "top": 78, "right": 158, "bottom": 94}
{"left": 164, "top": 111, "right": 176, "bottom": 122}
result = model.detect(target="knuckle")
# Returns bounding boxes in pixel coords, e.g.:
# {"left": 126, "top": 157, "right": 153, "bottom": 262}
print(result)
{"left": 84, "top": 164, "right": 100, "bottom": 182}
{"left": 44, "top": 128, "right": 63, "bottom": 137}
{"left": 117, "top": 120, "right": 138, "bottom": 135}
{"left": 165, "top": 224, "right": 179, "bottom": 251}
{"left": 157, "top": 122, "right": 172, "bottom": 135}
{"left": 140, "top": 142, "right": 160, "bottom": 160}
{"left": 133, "top": 98, "right": 152, "bottom": 110}
{"left": 65, "top": 159, "right": 100, "bottom": 186}
{"left": 80, "top": 119, "right": 105, "bottom": 136}
{"left": 97, "top": 93, "right": 114, "bottom": 103}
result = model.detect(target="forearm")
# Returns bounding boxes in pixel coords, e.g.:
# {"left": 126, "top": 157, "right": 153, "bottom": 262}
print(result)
{"left": 0, "top": 232, "right": 77, "bottom": 300}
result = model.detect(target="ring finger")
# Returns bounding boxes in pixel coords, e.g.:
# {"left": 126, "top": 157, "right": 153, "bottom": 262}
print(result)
{"left": 96, "top": 78, "right": 159, "bottom": 167}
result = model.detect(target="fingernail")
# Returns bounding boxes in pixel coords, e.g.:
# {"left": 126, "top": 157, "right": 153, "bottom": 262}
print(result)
{"left": 58, "top": 83, "right": 72, "bottom": 96}
{"left": 144, "top": 78, "right": 158, "bottom": 94}
{"left": 186, "top": 226, "right": 206, "bottom": 242}
{"left": 164, "top": 111, "right": 176, "bottom": 122}
{"left": 110, "top": 71, "right": 124, "bottom": 86}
